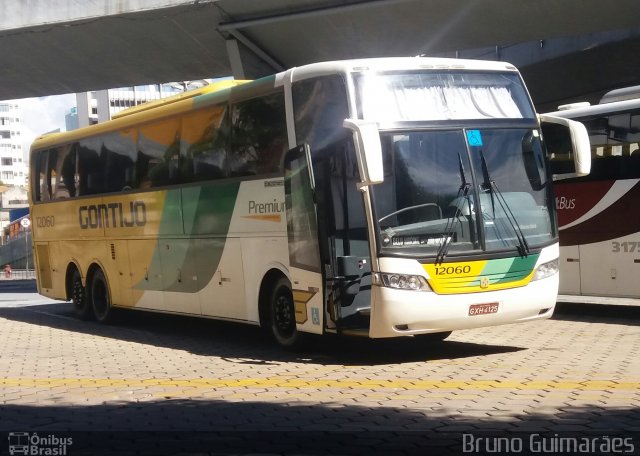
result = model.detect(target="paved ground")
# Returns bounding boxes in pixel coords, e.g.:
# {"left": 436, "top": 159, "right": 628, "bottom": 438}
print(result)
{"left": 0, "top": 284, "right": 639, "bottom": 455}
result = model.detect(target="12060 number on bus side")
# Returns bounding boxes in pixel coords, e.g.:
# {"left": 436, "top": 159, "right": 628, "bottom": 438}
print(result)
{"left": 36, "top": 216, "right": 55, "bottom": 228}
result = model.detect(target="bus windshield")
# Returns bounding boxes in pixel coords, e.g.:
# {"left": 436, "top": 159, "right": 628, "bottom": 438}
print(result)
{"left": 372, "top": 127, "right": 556, "bottom": 258}
{"left": 353, "top": 70, "right": 552, "bottom": 258}
{"left": 355, "top": 70, "right": 536, "bottom": 122}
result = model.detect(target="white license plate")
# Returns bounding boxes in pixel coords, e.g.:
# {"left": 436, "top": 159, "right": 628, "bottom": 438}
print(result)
{"left": 468, "top": 302, "right": 499, "bottom": 316}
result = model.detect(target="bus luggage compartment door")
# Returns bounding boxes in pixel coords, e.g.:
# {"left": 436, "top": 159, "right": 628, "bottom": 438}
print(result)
{"left": 35, "top": 242, "right": 53, "bottom": 291}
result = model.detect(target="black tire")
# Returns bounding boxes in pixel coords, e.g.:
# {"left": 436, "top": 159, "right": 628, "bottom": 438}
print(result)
{"left": 414, "top": 331, "right": 452, "bottom": 343}
{"left": 90, "top": 269, "right": 114, "bottom": 324}
{"left": 71, "top": 269, "right": 93, "bottom": 320}
{"left": 269, "top": 277, "right": 306, "bottom": 350}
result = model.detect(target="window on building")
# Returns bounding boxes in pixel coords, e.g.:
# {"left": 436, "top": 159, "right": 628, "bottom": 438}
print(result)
{"left": 1, "top": 157, "right": 11, "bottom": 166}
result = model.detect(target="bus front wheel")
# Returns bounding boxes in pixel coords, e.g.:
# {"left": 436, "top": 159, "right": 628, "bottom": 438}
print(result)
{"left": 269, "top": 277, "right": 305, "bottom": 350}
{"left": 71, "top": 269, "right": 92, "bottom": 320}
{"left": 90, "top": 269, "right": 114, "bottom": 324}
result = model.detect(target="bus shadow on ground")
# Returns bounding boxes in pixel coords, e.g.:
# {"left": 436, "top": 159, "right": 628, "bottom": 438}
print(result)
{"left": 553, "top": 302, "right": 640, "bottom": 326}
{"left": 0, "top": 302, "right": 525, "bottom": 366}
{"left": 0, "top": 401, "right": 637, "bottom": 455}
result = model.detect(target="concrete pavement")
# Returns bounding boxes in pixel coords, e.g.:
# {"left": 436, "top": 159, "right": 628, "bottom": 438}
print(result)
{"left": 0, "top": 288, "right": 638, "bottom": 454}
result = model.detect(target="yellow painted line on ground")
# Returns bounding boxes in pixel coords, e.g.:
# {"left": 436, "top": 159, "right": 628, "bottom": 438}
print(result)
{"left": 1, "top": 377, "right": 639, "bottom": 391}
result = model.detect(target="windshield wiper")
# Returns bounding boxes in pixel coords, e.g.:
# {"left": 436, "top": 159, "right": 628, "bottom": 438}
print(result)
{"left": 479, "top": 150, "right": 530, "bottom": 256}
{"left": 436, "top": 152, "right": 471, "bottom": 264}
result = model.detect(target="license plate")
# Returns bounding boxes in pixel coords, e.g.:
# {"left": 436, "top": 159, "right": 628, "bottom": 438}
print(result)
{"left": 468, "top": 302, "right": 499, "bottom": 316}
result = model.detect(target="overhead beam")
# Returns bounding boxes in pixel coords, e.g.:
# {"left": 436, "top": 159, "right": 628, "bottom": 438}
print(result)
{"left": 225, "top": 29, "right": 284, "bottom": 72}
{"left": 218, "top": 0, "right": 413, "bottom": 31}
{"left": 225, "top": 39, "right": 245, "bottom": 79}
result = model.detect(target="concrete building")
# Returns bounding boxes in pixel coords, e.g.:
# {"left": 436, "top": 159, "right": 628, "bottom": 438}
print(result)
{"left": 65, "top": 106, "right": 78, "bottom": 131}
{"left": 0, "top": 102, "right": 27, "bottom": 187}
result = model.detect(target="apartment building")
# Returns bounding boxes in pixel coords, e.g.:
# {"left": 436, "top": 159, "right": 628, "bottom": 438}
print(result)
{"left": 0, "top": 102, "right": 27, "bottom": 187}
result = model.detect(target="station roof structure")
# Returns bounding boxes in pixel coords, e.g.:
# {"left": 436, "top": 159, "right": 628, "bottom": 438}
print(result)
{"left": 1, "top": 0, "right": 640, "bottom": 109}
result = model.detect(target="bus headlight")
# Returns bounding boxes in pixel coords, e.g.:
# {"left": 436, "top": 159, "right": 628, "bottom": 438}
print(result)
{"left": 376, "top": 273, "right": 431, "bottom": 291}
{"left": 532, "top": 259, "right": 559, "bottom": 281}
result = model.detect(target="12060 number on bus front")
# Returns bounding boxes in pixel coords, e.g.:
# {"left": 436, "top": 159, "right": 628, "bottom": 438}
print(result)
{"left": 434, "top": 265, "right": 472, "bottom": 275}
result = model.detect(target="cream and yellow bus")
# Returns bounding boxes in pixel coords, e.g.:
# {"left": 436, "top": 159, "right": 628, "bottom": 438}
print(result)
{"left": 29, "top": 58, "right": 590, "bottom": 348}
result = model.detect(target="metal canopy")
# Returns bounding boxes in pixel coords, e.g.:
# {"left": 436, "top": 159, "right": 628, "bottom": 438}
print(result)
{"left": 1, "top": 0, "right": 640, "bottom": 107}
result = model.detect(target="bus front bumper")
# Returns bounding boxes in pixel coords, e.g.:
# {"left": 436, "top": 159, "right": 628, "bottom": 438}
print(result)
{"left": 368, "top": 273, "right": 558, "bottom": 338}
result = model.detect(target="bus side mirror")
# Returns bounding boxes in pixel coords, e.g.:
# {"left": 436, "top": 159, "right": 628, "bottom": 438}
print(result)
{"left": 343, "top": 119, "right": 384, "bottom": 188}
{"left": 539, "top": 114, "right": 591, "bottom": 181}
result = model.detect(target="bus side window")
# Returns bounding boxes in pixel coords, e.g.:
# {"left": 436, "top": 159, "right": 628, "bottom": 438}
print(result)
{"left": 181, "top": 105, "right": 229, "bottom": 182}
{"left": 572, "top": 113, "right": 640, "bottom": 182}
{"left": 45, "top": 148, "right": 57, "bottom": 201}
{"left": 77, "top": 137, "right": 105, "bottom": 195}
{"left": 138, "top": 118, "right": 181, "bottom": 188}
{"left": 53, "top": 144, "right": 76, "bottom": 199}
{"left": 35, "top": 150, "right": 52, "bottom": 202}
{"left": 230, "top": 92, "right": 287, "bottom": 177}
{"left": 103, "top": 130, "right": 137, "bottom": 192}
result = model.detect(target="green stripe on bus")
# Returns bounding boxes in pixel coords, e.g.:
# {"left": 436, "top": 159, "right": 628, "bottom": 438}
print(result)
{"left": 135, "top": 182, "right": 241, "bottom": 293}
{"left": 481, "top": 254, "right": 539, "bottom": 284}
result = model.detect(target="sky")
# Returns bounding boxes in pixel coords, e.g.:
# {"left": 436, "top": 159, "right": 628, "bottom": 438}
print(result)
{"left": 17, "top": 93, "right": 76, "bottom": 162}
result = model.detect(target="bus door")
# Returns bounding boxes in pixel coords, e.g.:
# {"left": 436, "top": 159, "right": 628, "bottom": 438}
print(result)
{"left": 283, "top": 144, "right": 324, "bottom": 335}
{"left": 326, "top": 143, "right": 373, "bottom": 334}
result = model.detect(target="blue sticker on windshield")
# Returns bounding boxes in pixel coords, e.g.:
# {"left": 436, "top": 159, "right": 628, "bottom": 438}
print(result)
{"left": 466, "top": 130, "right": 483, "bottom": 147}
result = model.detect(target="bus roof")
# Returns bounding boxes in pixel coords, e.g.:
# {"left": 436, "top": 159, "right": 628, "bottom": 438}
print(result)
{"left": 546, "top": 97, "right": 640, "bottom": 119}
{"left": 287, "top": 57, "right": 519, "bottom": 82}
{"left": 30, "top": 57, "right": 522, "bottom": 152}
{"left": 547, "top": 85, "right": 640, "bottom": 119}
{"left": 600, "top": 85, "right": 640, "bottom": 104}
{"left": 111, "top": 80, "right": 249, "bottom": 119}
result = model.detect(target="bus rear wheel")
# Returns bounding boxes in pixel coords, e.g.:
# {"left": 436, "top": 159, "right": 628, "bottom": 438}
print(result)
{"left": 90, "top": 269, "right": 114, "bottom": 324}
{"left": 269, "top": 277, "right": 306, "bottom": 350}
{"left": 71, "top": 269, "right": 92, "bottom": 320}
